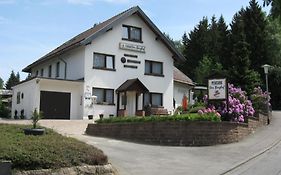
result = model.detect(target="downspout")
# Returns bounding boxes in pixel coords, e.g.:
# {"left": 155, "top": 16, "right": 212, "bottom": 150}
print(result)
{"left": 59, "top": 57, "right": 67, "bottom": 79}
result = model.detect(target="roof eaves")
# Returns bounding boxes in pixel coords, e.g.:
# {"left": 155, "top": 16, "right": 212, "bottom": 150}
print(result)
{"left": 135, "top": 7, "right": 186, "bottom": 62}
{"left": 22, "top": 41, "right": 81, "bottom": 72}
{"left": 174, "top": 79, "right": 195, "bottom": 86}
{"left": 81, "top": 6, "right": 139, "bottom": 46}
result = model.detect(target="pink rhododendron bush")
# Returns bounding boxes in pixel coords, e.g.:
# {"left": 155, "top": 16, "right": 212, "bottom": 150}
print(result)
{"left": 201, "top": 84, "right": 255, "bottom": 123}
{"left": 250, "top": 86, "right": 271, "bottom": 114}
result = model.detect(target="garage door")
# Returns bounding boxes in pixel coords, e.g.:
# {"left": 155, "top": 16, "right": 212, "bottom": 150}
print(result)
{"left": 40, "top": 91, "right": 71, "bottom": 119}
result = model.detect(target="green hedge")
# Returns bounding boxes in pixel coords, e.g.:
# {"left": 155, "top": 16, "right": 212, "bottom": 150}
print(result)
{"left": 95, "top": 113, "right": 221, "bottom": 124}
{"left": 0, "top": 124, "right": 107, "bottom": 170}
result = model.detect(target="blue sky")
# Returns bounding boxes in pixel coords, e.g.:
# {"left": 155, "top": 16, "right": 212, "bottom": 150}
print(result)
{"left": 0, "top": 0, "right": 269, "bottom": 83}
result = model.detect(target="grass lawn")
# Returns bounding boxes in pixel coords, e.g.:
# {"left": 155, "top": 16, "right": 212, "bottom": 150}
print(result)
{"left": 0, "top": 124, "right": 108, "bottom": 171}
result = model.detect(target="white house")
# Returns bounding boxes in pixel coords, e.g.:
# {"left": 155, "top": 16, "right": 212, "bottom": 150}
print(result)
{"left": 12, "top": 6, "right": 193, "bottom": 120}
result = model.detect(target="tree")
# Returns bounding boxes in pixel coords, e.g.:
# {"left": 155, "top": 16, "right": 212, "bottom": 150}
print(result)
{"left": 228, "top": 10, "right": 261, "bottom": 93}
{"left": 217, "top": 15, "right": 231, "bottom": 69}
{"left": 5, "top": 71, "right": 20, "bottom": 90}
{"left": 163, "top": 33, "right": 184, "bottom": 53}
{"left": 179, "top": 17, "right": 211, "bottom": 79}
{"left": 195, "top": 56, "right": 223, "bottom": 84}
{"left": 243, "top": 0, "right": 268, "bottom": 74}
{"left": 264, "top": 0, "right": 281, "bottom": 19}
{"left": 0, "top": 77, "right": 3, "bottom": 89}
{"left": 266, "top": 18, "right": 281, "bottom": 67}
{"left": 265, "top": 18, "right": 281, "bottom": 109}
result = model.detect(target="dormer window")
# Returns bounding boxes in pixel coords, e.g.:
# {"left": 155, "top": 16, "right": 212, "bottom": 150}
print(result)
{"left": 122, "top": 25, "right": 142, "bottom": 43}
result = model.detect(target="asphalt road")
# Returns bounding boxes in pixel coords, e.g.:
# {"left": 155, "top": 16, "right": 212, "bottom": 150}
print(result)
{"left": 226, "top": 135, "right": 281, "bottom": 175}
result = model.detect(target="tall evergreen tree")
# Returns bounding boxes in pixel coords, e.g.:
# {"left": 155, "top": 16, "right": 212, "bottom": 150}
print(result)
{"left": 0, "top": 77, "right": 3, "bottom": 89}
{"left": 265, "top": 18, "right": 281, "bottom": 109}
{"left": 228, "top": 11, "right": 261, "bottom": 92}
{"left": 264, "top": 0, "right": 281, "bottom": 19}
{"left": 179, "top": 17, "right": 210, "bottom": 79}
{"left": 5, "top": 71, "right": 20, "bottom": 90}
{"left": 195, "top": 56, "right": 223, "bottom": 84}
{"left": 217, "top": 15, "right": 231, "bottom": 69}
{"left": 243, "top": 0, "right": 268, "bottom": 73}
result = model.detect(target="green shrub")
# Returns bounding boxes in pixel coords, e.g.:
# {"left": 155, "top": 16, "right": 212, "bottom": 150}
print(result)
{"left": 95, "top": 113, "right": 221, "bottom": 124}
{"left": 0, "top": 103, "right": 10, "bottom": 118}
{"left": 188, "top": 106, "right": 206, "bottom": 113}
{"left": 0, "top": 124, "right": 108, "bottom": 170}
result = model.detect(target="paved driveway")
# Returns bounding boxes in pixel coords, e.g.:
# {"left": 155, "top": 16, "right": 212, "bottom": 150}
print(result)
{"left": 1, "top": 112, "right": 281, "bottom": 175}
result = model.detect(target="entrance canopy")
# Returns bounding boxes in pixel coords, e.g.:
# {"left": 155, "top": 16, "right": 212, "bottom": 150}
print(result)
{"left": 116, "top": 78, "right": 149, "bottom": 93}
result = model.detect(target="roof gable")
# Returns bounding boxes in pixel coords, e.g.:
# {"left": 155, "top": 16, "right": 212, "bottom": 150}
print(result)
{"left": 23, "top": 6, "right": 185, "bottom": 72}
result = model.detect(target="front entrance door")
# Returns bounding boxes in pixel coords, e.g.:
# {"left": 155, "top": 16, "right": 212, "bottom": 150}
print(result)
{"left": 126, "top": 91, "right": 136, "bottom": 116}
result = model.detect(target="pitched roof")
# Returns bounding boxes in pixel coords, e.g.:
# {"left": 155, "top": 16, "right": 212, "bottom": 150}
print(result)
{"left": 23, "top": 6, "right": 186, "bottom": 73}
{"left": 116, "top": 78, "right": 149, "bottom": 93}
{"left": 173, "top": 67, "right": 195, "bottom": 86}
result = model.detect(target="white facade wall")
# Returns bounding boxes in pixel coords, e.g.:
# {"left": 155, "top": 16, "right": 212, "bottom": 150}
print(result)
{"left": 83, "top": 14, "right": 174, "bottom": 120}
{"left": 173, "top": 81, "right": 193, "bottom": 109}
{"left": 30, "top": 47, "right": 85, "bottom": 80}
{"left": 12, "top": 78, "right": 83, "bottom": 119}
{"left": 12, "top": 79, "right": 40, "bottom": 119}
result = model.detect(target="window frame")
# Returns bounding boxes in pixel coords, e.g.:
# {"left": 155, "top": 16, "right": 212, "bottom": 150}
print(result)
{"left": 48, "top": 65, "right": 52, "bottom": 78}
{"left": 122, "top": 25, "right": 143, "bottom": 43}
{"left": 56, "top": 62, "right": 60, "bottom": 77}
{"left": 40, "top": 69, "right": 44, "bottom": 77}
{"left": 143, "top": 92, "right": 163, "bottom": 107}
{"left": 93, "top": 52, "right": 116, "bottom": 71}
{"left": 144, "top": 60, "right": 164, "bottom": 77}
{"left": 92, "top": 87, "right": 115, "bottom": 105}
{"left": 16, "top": 92, "right": 21, "bottom": 104}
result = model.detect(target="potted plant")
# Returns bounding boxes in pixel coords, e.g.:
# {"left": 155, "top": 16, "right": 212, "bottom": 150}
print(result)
{"left": 24, "top": 108, "right": 45, "bottom": 136}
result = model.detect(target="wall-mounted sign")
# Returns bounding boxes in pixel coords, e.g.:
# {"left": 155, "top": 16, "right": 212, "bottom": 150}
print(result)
{"left": 208, "top": 78, "right": 227, "bottom": 100}
{"left": 119, "top": 42, "right": 145, "bottom": 53}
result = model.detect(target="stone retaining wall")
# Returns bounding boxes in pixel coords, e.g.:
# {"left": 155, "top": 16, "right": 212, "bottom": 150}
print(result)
{"left": 86, "top": 113, "right": 269, "bottom": 146}
{"left": 15, "top": 164, "right": 117, "bottom": 175}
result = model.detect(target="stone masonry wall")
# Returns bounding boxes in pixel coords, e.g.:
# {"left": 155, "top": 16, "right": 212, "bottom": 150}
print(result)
{"left": 86, "top": 113, "right": 269, "bottom": 146}
{"left": 15, "top": 164, "right": 117, "bottom": 175}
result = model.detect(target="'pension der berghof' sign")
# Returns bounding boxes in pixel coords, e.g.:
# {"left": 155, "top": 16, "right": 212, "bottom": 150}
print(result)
{"left": 208, "top": 78, "right": 227, "bottom": 100}
{"left": 119, "top": 42, "right": 145, "bottom": 53}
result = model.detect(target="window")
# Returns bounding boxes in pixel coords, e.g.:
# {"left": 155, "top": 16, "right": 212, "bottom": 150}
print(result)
{"left": 48, "top": 65, "right": 52, "bottom": 77}
{"left": 122, "top": 25, "right": 142, "bottom": 42}
{"left": 145, "top": 60, "right": 163, "bottom": 76}
{"left": 93, "top": 53, "right": 115, "bottom": 70}
{"left": 40, "top": 69, "right": 44, "bottom": 77}
{"left": 56, "top": 62, "right": 60, "bottom": 77}
{"left": 121, "top": 94, "right": 127, "bottom": 105}
{"left": 92, "top": 88, "right": 114, "bottom": 105}
{"left": 143, "top": 93, "right": 163, "bottom": 107}
{"left": 36, "top": 70, "right": 39, "bottom": 77}
{"left": 17, "top": 92, "right": 20, "bottom": 104}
